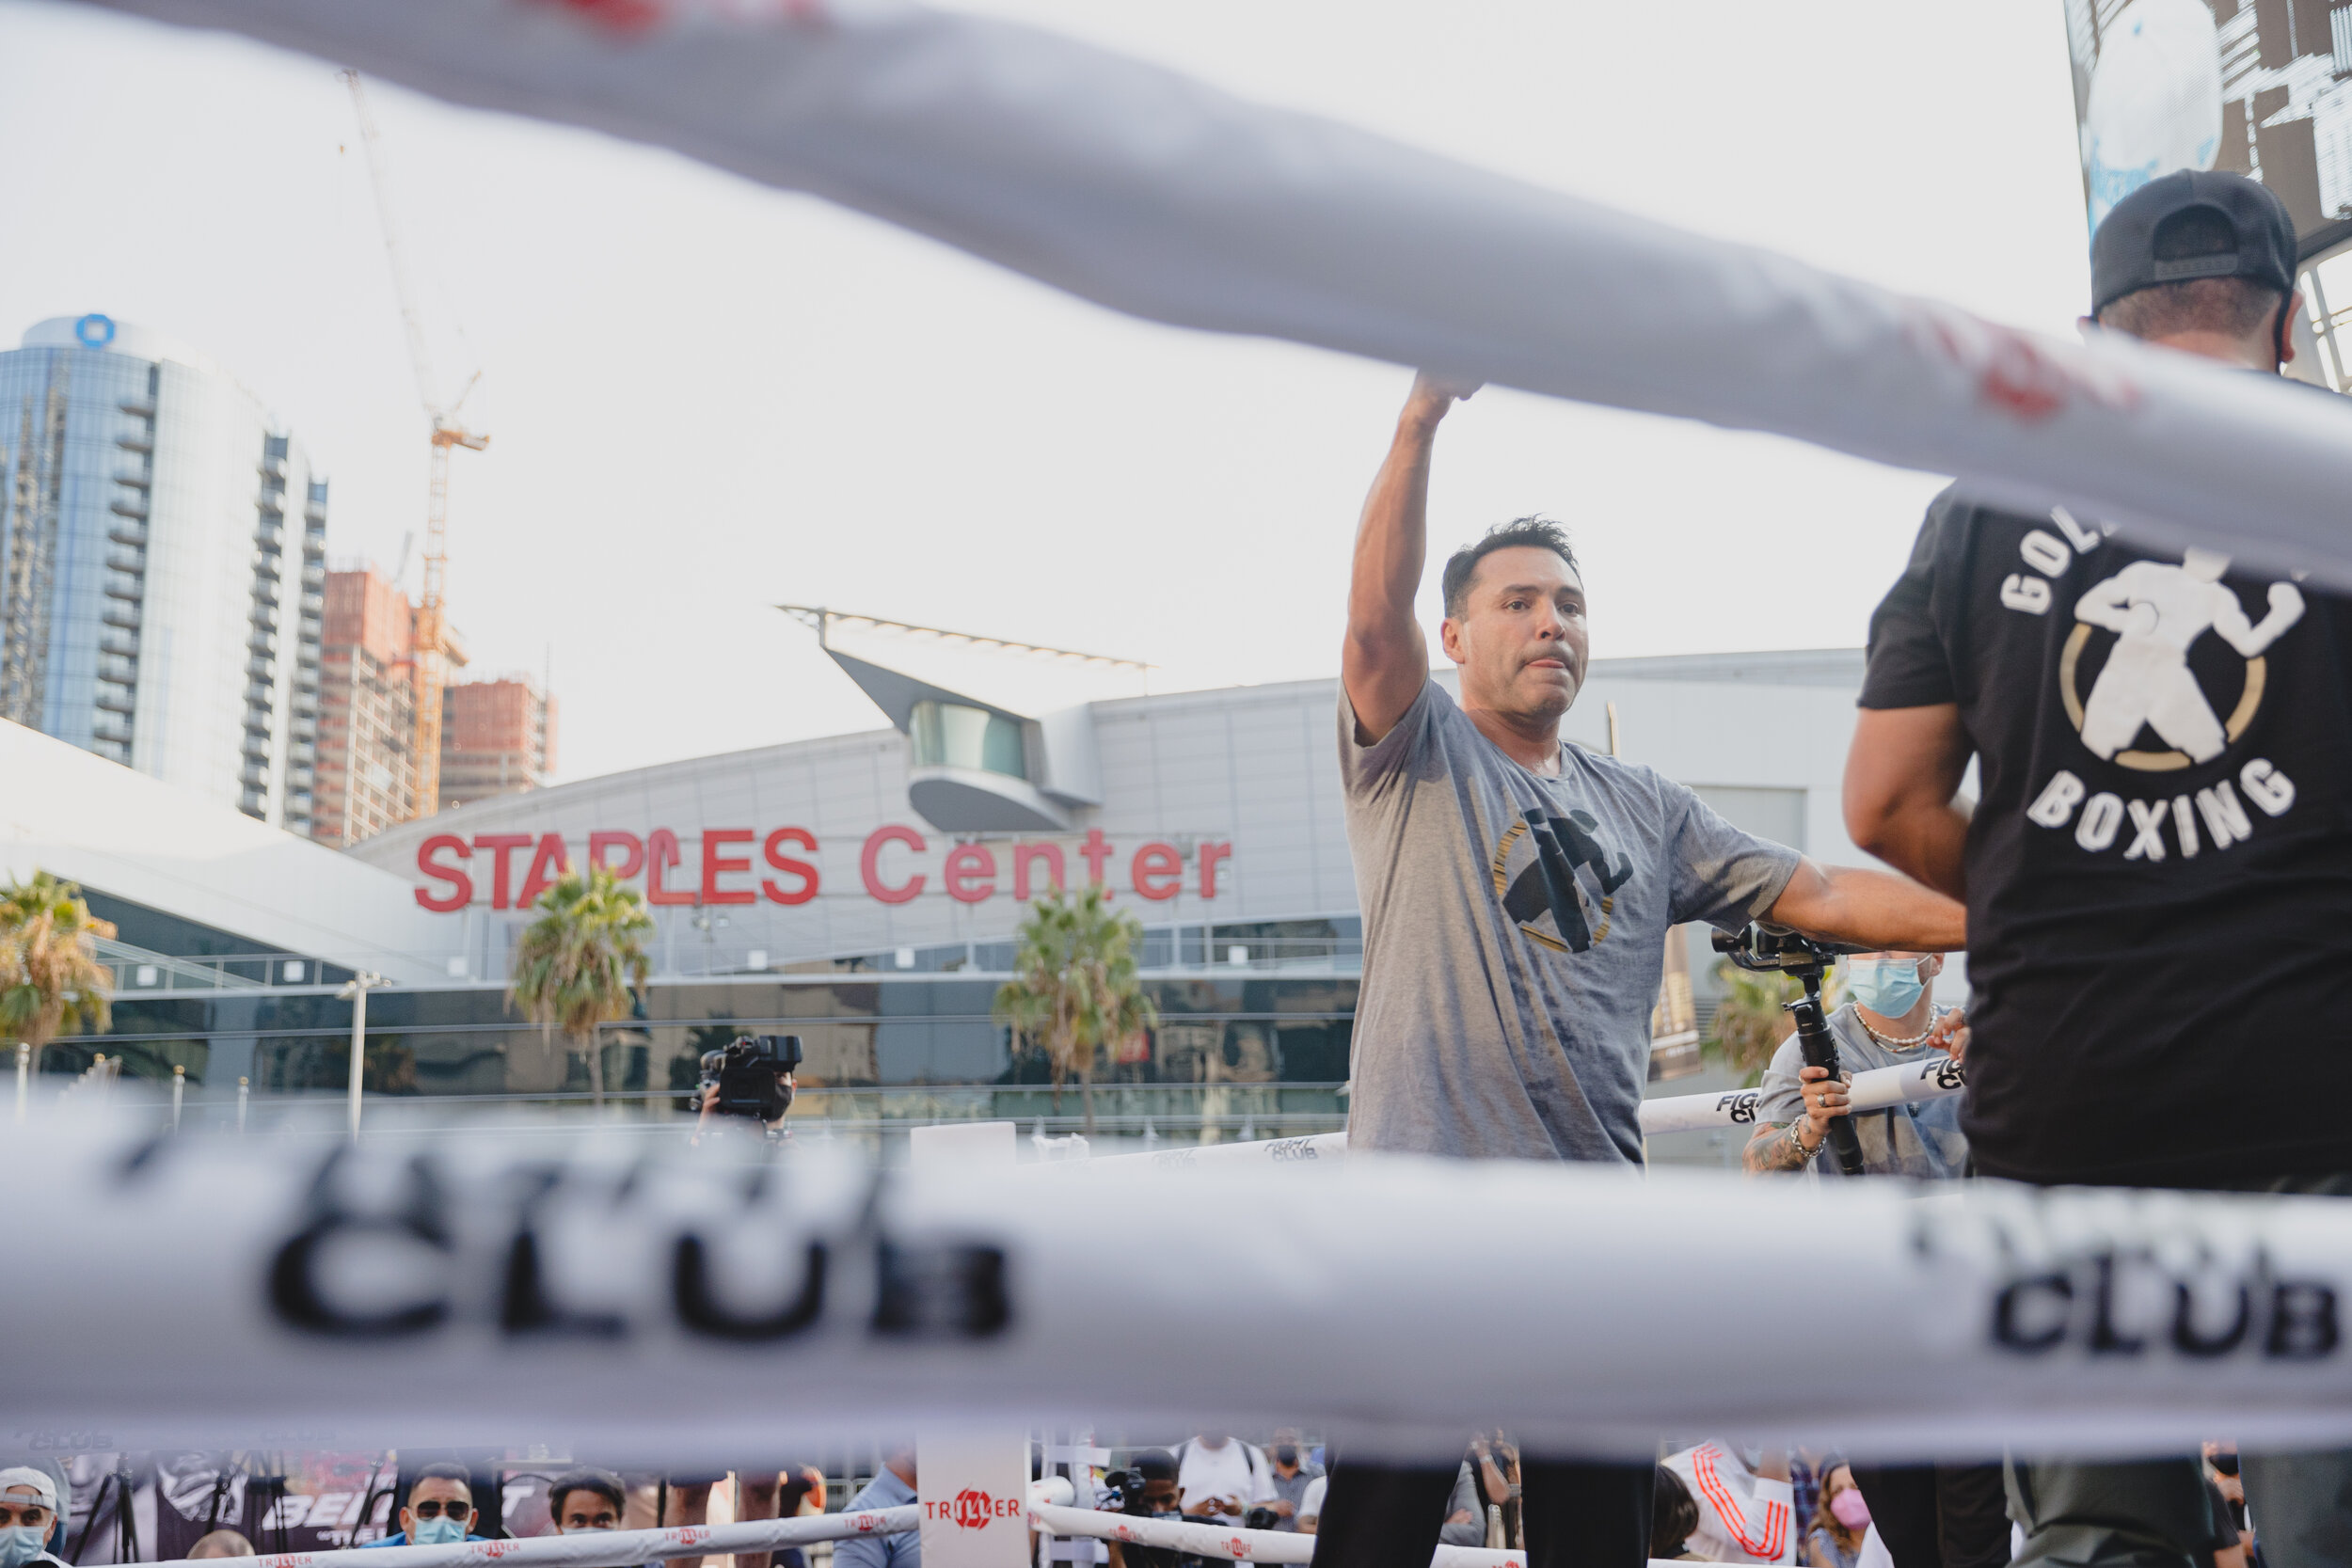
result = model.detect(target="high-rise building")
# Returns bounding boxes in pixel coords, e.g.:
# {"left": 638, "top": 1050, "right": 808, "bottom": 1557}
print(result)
{"left": 311, "top": 565, "right": 419, "bottom": 848}
{"left": 439, "top": 675, "right": 556, "bottom": 808}
{"left": 0, "top": 315, "right": 326, "bottom": 831}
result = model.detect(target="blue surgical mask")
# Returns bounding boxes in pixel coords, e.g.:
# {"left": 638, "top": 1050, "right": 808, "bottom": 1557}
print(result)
{"left": 410, "top": 1517, "right": 468, "bottom": 1547}
{"left": 1848, "top": 956, "right": 1927, "bottom": 1019}
{"left": 0, "top": 1526, "right": 48, "bottom": 1568}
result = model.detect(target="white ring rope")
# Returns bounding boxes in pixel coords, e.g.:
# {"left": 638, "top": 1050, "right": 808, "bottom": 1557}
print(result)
{"left": 13, "top": 1116, "right": 2352, "bottom": 1463}
{"left": 1637, "top": 1056, "right": 1965, "bottom": 1136}
{"left": 70, "top": 0, "right": 2352, "bottom": 588}
{"left": 1089, "top": 1058, "right": 1964, "bottom": 1148}
{"left": 1029, "top": 1503, "right": 1698, "bottom": 1568}
{"left": 1028, "top": 1500, "right": 1532, "bottom": 1568}
{"left": 114, "top": 1509, "right": 919, "bottom": 1568}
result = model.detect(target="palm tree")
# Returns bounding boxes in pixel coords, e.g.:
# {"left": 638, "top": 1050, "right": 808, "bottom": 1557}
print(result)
{"left": 0, "top": 870, "right": 118, "bottom": 1070}
{"left": 993, "top": 885, "right": 1157, "bottom": 1135}
{"left": 507, "top": 865, "right": 654, "bottom": 1107}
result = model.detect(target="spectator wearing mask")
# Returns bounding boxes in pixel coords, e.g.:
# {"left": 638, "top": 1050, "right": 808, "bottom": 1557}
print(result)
{"left": 1744, "top": 951, "right": 1967, "bottom": 1180}
{"left": 1650, "top": 1469, "right": 1701, "bottom": 1563}
{"left": 0, "top": 1467, "right": 67, "bottom": 1568}
{"left": 1808, "top": 1467, "right": 1871, "bottom": 1568}
{"left": 366, "top": 1465, "right": 487, "bottom": 1550}
{"left": 1843, "top": 167, "right": 2351, "bottom": 1568}
{"left": 1263, "top": 1433, "right": 1323, "bottom": 1532}
{"left": 1174, "top": 1435, "right": 1271, "bottom": 1523}
{"left": 1103, "top": 1450, "right": 1184, "bottom": 1568}
{"left": 189, "top": 1533, "right": 258, "bottom": 1560}
{"left": 834, "top": 1449, "right": 917, "bottom": 1568}
{"left": 1746, "top": 953, "right": 2006, "bottom": 1568}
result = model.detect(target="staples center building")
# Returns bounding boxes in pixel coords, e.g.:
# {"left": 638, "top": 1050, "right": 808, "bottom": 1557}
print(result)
{"left": 7, "top": 624, "right": 1881, "bottom": 1144}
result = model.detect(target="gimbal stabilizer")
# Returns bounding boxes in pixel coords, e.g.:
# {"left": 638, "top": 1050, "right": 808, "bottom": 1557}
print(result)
{"left": 1712, "top": 926, "right": 1870, "bottom": 1177}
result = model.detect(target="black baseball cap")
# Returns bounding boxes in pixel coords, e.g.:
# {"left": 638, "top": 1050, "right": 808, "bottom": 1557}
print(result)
{"left": 2090, "top": 168, "right": 2298, "bottom": 317}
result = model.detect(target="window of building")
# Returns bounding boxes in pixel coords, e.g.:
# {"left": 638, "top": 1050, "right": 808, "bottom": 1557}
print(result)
{"left": 907, "top": 700, "right": 1026, "bottom": 779}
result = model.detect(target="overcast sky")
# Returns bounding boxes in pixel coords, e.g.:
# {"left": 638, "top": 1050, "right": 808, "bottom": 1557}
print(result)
{"left": 0, "top": 0, "right": 2090, "bottom": 784}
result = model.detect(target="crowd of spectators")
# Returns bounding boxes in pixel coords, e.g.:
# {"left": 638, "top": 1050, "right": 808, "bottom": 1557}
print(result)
{"left": 0, "top": 1428, "right": 2266, "bottom": 1568}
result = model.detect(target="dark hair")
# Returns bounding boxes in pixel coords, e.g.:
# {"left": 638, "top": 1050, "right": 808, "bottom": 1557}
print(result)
{"left": 1650, "top": 1465, "right": 1698, "bottom": 1558}
{"left": 2099, "top": 275, "right": 2285, "bottom": 342}
{"left": 1132, "top": 1449, "right": 1179, "bottom": 1483}
{"left": 547, "top": 1468, "right": 626, "bottom": 1518}
{"left": 414, "top": 1463, "right": 473, "bottom": 1490}
{"left": 1440, "top": 517, "right": 1581, "bottom": 619}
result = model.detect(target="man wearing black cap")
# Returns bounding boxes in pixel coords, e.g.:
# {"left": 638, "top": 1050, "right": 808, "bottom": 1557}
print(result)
{"left": 1846, "top": 167, "right": 2352, "bottom": 1568}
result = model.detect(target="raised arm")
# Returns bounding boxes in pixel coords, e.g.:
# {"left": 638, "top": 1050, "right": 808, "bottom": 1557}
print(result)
{"left": 1344, "top": 372, "right": 1475, "bottom": 743}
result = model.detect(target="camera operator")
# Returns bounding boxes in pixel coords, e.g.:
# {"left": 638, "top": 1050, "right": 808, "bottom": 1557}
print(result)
{"left": 1100, "top": 1450, "right": 1185, "bottom": 1568}
{"left": 1742, "top": 953, "right": 2003, "bottom": 1568}
{"left": 1744, "top": 952, "right": 1967, "bottom": 1179}
{"left": 1844, "top": 169, "right": 2352, "bottom": 1568}
{"left": 693, "top": 1035, "right": 802, "bottom": 1142}
{"left": 1325, "top": 376, "right": 1964, "bottom": 1568}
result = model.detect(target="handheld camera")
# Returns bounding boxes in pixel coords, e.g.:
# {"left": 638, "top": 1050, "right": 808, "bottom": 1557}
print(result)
{"left": 1712, "top": 926, "right": 1869, "bottom": 1177}
{"left": 698, "top": 1033, "right": 803, "bottom": 1123}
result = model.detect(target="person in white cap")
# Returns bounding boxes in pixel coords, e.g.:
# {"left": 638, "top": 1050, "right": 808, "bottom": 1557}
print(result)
{"left": 0, "top": 1467, "right": 69, "bottom": 1568}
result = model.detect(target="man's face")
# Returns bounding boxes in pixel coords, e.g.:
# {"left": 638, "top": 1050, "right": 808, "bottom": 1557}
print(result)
{"left": 402, "top": 1478, "right": 473, "bottom": 1537}
{"left": 0, "top": 1487, "right": 53, "bottom": 1539}
{"left": 1143, "top": 1480, "right": 1180, "bottom": 1514}
{"left": 555, "top": 1492, "right": 620, "bottom": 1532}
{"left": 1440, "top": 546, "right": 1589, "bottom": 725}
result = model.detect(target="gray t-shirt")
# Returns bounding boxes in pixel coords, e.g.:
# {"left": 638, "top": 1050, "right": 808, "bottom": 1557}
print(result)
{"left": 1754, "top": 1002, "right": 1969, "bottom": 1180}
{"left": 1341, "top": 679, "right": 1801, "bottom": 1162}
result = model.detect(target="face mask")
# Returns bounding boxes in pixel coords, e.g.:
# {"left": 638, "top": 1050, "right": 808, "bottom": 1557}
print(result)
{"left": 410, "top": 1517, "right": 468, "bottom": 1547}
{"left": 1829, "top": 1490, "right": 1871, "bottom": 1530}
{"left": 1273, "top": 1448, "right": 1297, "bottom": 1467}
{"left": 1847, "top": 957, "right": 1926, "bottom": 1019}
{"left": 0, "top": 1526, "right": 47, "bottom": 1568}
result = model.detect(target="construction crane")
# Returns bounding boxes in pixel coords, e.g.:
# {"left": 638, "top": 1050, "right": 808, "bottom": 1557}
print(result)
{"left": 342, "top": 68, "right": 486, "bottom": 821}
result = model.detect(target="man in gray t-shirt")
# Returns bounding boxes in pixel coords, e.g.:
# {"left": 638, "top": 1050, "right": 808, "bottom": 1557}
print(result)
{"left": 1313, "top": 372, "right": 1968, "bottom": 1568}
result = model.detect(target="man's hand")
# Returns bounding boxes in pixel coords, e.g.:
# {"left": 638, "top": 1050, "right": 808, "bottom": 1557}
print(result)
{"left": 1197, "top": 1496, "right": 1241, "bottom": 1518}
{"left": 1767, "top": 858, "right": 1964, "bottom": 952}
{"left": 1268, "top": 1500, "right": 1296, "bottom": 1519}
{"left": 1405, "top": 372, "right": 1480, "bottom": 425}
{"left": 1927, "top": 1008, "right": 1968, "bottom": 1063}
{"left": 1343, "top": 372, "right": 1481, "bottom": 746}
{"left": 1795, "top": 1065, "right": 1852, "bottom": 1141}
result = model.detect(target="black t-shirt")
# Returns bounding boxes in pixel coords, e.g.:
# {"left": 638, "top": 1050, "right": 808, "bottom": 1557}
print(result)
{"left": 1861, "top": 485, "right": 2352, "bottom": 1185}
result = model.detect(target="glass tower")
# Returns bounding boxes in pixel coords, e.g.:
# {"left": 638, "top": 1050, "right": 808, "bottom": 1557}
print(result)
{"left": 0, "top": 315, "right": 326, "bottom": 830}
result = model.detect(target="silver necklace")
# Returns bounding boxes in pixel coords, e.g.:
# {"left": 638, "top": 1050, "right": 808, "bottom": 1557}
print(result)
{"left": 1858, "top": 1005, "right": 1943, "bottom": 1052}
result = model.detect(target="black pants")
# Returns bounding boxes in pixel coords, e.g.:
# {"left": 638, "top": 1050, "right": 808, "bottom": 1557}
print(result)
{"left": 1847, "top": 1462, "right": 2010, "bottom": 1568}
{"left": 1307, "top": 1453, "right": 1650, "bottom": 1568}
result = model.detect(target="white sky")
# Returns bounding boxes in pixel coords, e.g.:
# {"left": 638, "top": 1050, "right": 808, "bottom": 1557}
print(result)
{"left": 0, "top": 0, "right": 2091, "bottom": 784}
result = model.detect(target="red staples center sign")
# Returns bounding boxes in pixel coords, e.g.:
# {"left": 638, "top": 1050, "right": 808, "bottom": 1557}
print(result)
{"left": 412, "top": 825, "right": 1233, "bottom": 912}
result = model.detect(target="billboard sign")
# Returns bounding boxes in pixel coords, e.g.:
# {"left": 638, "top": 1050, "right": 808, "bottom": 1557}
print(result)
{"left": 2063, "top": 0, "right": 2352, "bottom": 246}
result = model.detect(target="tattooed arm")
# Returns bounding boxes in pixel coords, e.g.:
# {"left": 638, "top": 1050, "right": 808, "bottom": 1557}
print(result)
{"left": 1742, "top": 1064, "right": 1846, "bottom": 1175}
{"left": 1744, "top": 1119, "right": 1817, "bottom": 1174}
